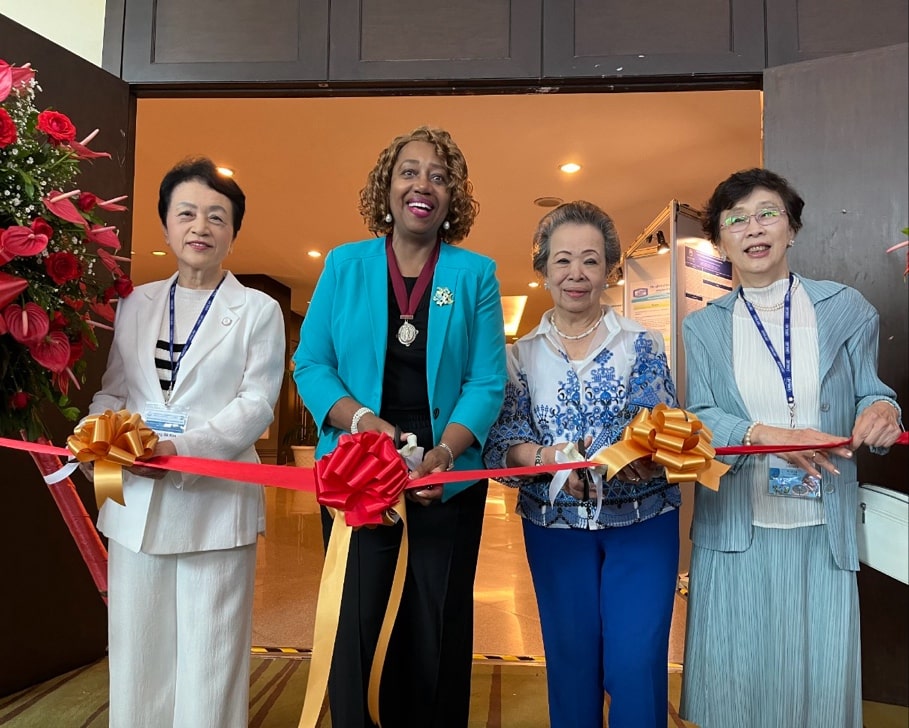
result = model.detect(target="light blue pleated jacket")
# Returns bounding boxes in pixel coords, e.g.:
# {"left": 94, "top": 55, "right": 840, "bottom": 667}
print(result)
{"left": 682, "top": 277, "right": 900, "bottom": 570}
{"left": 293, "top": 237, "right": 507, "bottom": 500}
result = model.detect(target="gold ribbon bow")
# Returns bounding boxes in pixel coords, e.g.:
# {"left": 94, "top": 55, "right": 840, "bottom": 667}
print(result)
{"left": 66, "top": 409, "right": 159, "bottom": 508}
{"left": 590, "top": 403, "right": 729, "bottom": 490}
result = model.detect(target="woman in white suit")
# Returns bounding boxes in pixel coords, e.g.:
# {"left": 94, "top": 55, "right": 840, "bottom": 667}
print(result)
{"left": 83, "top": 157, "right": 285, "bottom": 728}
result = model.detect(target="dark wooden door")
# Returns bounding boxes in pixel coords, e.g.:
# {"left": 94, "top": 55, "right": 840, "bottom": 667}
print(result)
{"left": 0, "top": 14, "right": 134, "bottom": 696}
{"left": 763, "top": 43, "right": 909, "bottom": 706}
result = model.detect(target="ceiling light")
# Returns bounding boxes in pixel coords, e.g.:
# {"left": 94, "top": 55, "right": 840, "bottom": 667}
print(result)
{"left": 656, "top": 231, "right": 670, "bottom": 255}
{"left": 216, "top": 166, "right": 234, "bottom": 177}
{"left": 528, "top": 281, "right": 539, "bottom": 288}
{"left": 533, "top": 196, "right": 563, "bottom": 208}
{"left": 559, "top": 163, "right": 581, "bottom": 174}
{"left": 501, "top": 295, "right": 528, "bottom": 337}
{"left": 307, "top": 250, "right": 322, "bottom": 258}
{"left": 151, "top": 250, "right": 167, "bottom": 256}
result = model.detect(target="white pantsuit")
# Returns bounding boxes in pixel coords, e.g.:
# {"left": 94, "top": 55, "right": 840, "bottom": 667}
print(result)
{"left": 90, "top": 271, "right": 285, "bottom": 727}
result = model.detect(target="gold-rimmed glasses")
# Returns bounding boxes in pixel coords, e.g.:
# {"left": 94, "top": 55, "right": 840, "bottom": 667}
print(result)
{"left": 720, "top": 207, "right": 787, "bottom": 233}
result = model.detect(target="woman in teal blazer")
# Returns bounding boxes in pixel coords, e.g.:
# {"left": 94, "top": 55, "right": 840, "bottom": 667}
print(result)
{"left": 293, "top": 126, "right": 506, "bottom": 727}
{"left": 679, "top": 168, "right": 902, "bottom": 728}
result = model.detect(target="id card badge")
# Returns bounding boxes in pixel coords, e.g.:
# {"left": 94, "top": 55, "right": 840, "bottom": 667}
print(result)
{"left": 767, "top": 454, "right": 821, "bottom": 499}
{"left": 145, "top": 402, "right": 189, "bottom": 438}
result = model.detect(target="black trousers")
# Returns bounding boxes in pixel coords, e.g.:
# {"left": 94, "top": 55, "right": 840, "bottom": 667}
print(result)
{"left": 320, "top": 478, "right": 488, "bottom": 728}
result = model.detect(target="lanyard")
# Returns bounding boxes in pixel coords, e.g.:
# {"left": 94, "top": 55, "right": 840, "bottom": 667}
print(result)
{"left": 739, "top": 273, "right": 796, "bottom": 428}
{"left": 166, "top": 275, "right": 225, "bottom": 404}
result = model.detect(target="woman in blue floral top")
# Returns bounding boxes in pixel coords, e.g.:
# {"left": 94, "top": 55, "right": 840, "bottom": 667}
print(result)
{"left": 484, "top": 200, "right": 680, "bottom": 728}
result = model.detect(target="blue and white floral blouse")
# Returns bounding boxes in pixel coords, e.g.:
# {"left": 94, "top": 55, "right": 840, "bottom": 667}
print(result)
{"left": 483, "top": 307, "right": 680, "bottom": 529}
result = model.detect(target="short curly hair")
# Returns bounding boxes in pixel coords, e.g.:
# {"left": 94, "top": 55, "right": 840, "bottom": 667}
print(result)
{"left": 531, "top": 200, "right": 622, "bottom": 277}
{"left": 358, "top": 126, "right": 479, "bottom": 244}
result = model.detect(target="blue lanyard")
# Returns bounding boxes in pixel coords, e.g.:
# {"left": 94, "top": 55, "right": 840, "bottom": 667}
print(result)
{"left": 739, "top": 273, "right": 796, "bottom": 428}
{"left": 166, "top": 275, "right": 225, "bottom": 404}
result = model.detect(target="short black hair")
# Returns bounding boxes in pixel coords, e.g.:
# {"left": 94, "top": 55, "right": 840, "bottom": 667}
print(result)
{"left": 158, "top": 157, "right": 246, "bottom": 235}
{"left": 702, "top": 168, "right": 804, "bottom": 243}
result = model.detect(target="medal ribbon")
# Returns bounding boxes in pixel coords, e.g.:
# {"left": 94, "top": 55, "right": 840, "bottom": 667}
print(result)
{"left": 385, "top": 235, "right": 440, "bottom": 340}
{"left": 739, "top": 273, "right": 796, "bottom": 427}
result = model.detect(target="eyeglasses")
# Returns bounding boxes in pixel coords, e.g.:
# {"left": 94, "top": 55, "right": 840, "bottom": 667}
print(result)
{"left": 720, "top": 207, "right": 787, "bottom": 233}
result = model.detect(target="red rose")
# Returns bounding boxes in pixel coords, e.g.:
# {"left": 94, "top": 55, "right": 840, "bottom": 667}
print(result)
{"left": 76, "top": 192, "right": 98, "bottom": 211}
{"left": 9, "top": 391, "right": 29, "bottom": 410}
{"left": 44, "top": 251, "right": 82, "bottom": 285}
{"left": 31, "top": 218, "right": 54, "bottom": 241}
{"left": 113, "top": 276, "right": 134, "bottom": 297}
{"left": 0, "top": 108, "right": 16, "bottom": 148}
{"left": 36, "top": 110, "right": 76, "bottom": 143}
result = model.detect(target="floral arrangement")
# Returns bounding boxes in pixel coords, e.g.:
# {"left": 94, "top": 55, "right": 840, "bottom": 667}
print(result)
{"left": 0, "top": 58, "right": 133, "bottom": 440}
{"left": 886, "top": 227, "right": 908, "bottom": 279}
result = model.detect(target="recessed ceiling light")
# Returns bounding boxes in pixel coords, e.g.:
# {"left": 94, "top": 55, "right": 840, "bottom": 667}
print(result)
{"left": 559, "top": 163, "right": 581, "bottom": 174}
{"left": 307, "top": 250, "right": 322, "bottom": 258}
{"left": 151, "top": 250, "right": 167, "bottom": 256}
{"left": 533, "top": 196, "right": 563, "bottom": 208}
{"left": 216, "top": 166, "right": 234, "bottom": 177}
{"left": 528, "top": 281, "right": 539, "bottom": 288}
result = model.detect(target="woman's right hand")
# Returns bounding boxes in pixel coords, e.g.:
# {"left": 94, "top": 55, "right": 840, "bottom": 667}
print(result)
{"left": 750, "top": 424, "right": 852, "bottom": 479}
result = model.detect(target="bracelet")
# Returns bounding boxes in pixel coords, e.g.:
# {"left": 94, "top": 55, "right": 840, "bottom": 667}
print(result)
{"left": 534, "top": 446, "right": 544, "bottom": 467}
{"left": 350, "top": 406, "right": 374, "bottom": 434}
{"left": 438, "top": 442, "right": 455, "bottom": 471}
{"left": 743, "top": 421, "right": 761, "bottom": 447}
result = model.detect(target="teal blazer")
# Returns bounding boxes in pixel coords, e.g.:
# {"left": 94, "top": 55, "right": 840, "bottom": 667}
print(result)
{"left": 682, "top": 277, "right": 900, "bottom": 570}
{"left": 293, "top": 237, "right": 507, "bottom": 499}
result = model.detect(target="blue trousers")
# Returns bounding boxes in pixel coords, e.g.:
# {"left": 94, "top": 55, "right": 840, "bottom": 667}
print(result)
{"left": 522, "top": 509, "right": 679, "bottom": 728}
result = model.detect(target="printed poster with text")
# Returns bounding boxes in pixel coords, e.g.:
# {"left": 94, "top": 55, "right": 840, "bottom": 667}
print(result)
{"left": 629, "top": 277, "right": 672, "bottom": 349}
{"left": 683, "top": 245, "right": 733, "bottom": 313}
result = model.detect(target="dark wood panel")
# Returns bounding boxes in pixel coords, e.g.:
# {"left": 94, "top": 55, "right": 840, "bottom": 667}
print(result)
{"left": 766, "top": 0, "right": 908, "bottom": 66}
{"left": 330, "top": 0, "right": 541, "bottom": 80}
{"left": 0, "top": 13, "right": 134, "bottom": 696}
{"left": 544, "top": 0, "right": 765, "bottom": 77}
{"left": 120, "top": 0, "right": 329, "bottom": 83}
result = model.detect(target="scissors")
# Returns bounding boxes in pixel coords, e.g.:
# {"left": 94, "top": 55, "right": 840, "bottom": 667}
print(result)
{"left": 576, "top": 437, "right": 592, "bottom": 501}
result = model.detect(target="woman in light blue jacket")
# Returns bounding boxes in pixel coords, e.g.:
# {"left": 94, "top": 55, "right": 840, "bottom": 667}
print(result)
{"left": 679, "top": 168, "right": 902, "bottom": 728}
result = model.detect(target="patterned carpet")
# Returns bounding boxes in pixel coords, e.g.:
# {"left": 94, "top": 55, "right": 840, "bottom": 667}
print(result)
{"left": 0, "top": 655, "right": 695, "bottom": 727}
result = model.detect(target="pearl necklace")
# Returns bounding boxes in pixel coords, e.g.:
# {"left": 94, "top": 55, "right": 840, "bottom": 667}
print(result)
{"left": 551, "top": 315, "right": 601, "bottom": 340}
{"left": 747, "top": 277, "right": 800, "bottom": 312}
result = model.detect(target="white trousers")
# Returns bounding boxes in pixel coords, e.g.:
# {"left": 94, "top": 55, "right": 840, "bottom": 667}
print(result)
{"left": 107, "top": 540, "right": 257, "bottom": 728}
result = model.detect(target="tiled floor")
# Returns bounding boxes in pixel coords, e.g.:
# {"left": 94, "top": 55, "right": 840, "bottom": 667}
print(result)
{"left": 251, "top": 480, "right": 686, "bottom": 663}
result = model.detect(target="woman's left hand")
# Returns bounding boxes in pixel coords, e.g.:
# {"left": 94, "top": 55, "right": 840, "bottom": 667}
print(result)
{"left": 127, "top": 439, "right": 178, "bottom": 479}
{"left": 406, "top": 446, "right": 450, "bottom": 505}
{"left": 851, "top": 401, "right": 902, "bottom": 450}
{"left": 615, "top": 458, "right": 664, "bottom": 484}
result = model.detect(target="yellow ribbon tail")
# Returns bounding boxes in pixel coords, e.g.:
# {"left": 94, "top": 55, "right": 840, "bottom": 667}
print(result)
{"left": 298, "top": 507, "right": 352, "bottom": 728}
{"left": 590, "top": 440, "right": 651, "bottom": 479}
{"left": 92, "top": 459, "right": 125, "bottom": 509}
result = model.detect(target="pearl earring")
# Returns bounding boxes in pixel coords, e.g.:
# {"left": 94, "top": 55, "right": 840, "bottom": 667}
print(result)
{"left": 442, "top": 220, "right": 450, "bottom": 231}
{"left": 720, "top": 252, "right": 728, "bottom": 262}
{"left": 543, "top": 281, "right": 549, "bottom": 290}
{"left": 788, "top": 239, "right": 795, "bottom": 248}
{"left": 384, "top": 213, "right": 393, "bottom": 224}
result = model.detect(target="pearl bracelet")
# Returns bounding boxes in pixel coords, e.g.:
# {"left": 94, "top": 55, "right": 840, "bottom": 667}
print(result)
{"left": 350, "top": 406, "right": 374, "bottom": 434}
{"left": 743, "top": 421, "right": 761, "bottom": 447}
{"left": 438, "top": 442, "right": 455, "bottom": 471}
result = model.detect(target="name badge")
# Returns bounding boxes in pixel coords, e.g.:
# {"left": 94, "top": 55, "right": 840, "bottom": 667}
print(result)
{"left": 768, "top": 454, "right": 821, "bottom": 499}
{"left": 145, "top": 402, "right": 189, "bottom": 438}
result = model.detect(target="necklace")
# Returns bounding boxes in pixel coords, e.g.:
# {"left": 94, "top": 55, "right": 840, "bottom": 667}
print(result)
{"left": 386, "top": 234, "right": 440, "bottom": 346}
{"left": 551, "top": 315, "right": 601, "bottom": 340}
{"left": 746, "top": 277, "right": 800, "bottom": 312}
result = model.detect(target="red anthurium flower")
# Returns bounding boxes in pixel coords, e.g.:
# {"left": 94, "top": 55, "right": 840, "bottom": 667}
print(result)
{"left": 87, "top": 224, "right": 121, "bottom": 250}
{"left": 31, "top": 217, "right": 54, "bottom": 241}
{"left": 29, "top": 330, "right": 71, "bottom": 373}
{"left": 0, "top": 271, "right": 28, "bottom": 309}
{"left": 90, "top": 301, "right": 117, "bottom": 323}
{"left": 0, "top": 225, "right": 49, "bottom": 264}
{"left": 67, "top": 339, "right": 84, "bottom": 366}
{"left": 0, "top": 108, "right": 16, "bottom": 148}
{"left": 49, "top": 310, "right": 67, "bottom": 330}
{"left": 0, "top": 61, "right": 11, "bottom": 103}
{"left": 37, "top": 109, "right": 77, "bottom": 143}
{"left": 97, "top": 248, "right": 126, "bottom": 277}
{"left": 4, "top": 301, "right": 51, "bottom": 344}
{"left": 10, "top": 64, "right": 34, "bottom": 92}
{"left": 9, "top": 391, "right": 30, "bottom": 410}
{"left": 113, "top": 276, "right": 134, "bottom": 298}
{"left": 95, "top": 195, "right": 128, "bottom": 212}
{"left": 43, "top": 190, "right": 88, "bottom": 228}
{"left": 44, "top": 251, "right": 82, "bottom": 285}
{"left": 65, "top": 128, "right": 111, "bottom": 160}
